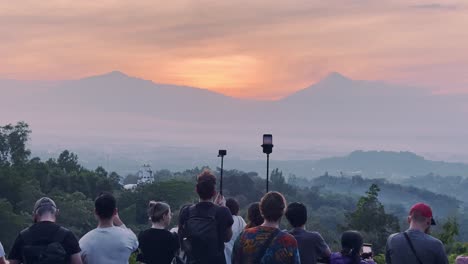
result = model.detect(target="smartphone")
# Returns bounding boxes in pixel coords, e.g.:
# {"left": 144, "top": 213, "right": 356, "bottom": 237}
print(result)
{"left": 362, "top": 243, "right": 373, "bottom": 255}
{"left": 263, "top": 134, "right": 273, "bottom": 145}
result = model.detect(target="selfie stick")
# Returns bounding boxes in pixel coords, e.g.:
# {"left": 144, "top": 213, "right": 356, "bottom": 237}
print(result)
{"left": 218, "top": 150, "right": 227, "bottom": 195}
{"left": 262, "top": 134, "right": 273, "bottom": 193}
{"left": 266, "top": 154, "right": 270, "bottom": 192}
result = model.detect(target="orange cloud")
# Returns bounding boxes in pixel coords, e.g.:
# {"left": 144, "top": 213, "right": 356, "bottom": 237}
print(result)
{"left": 0, "top": 0, "right": 467, "bottom": 99}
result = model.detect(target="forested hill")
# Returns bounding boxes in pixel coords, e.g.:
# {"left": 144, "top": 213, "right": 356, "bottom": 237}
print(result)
{"left": 289, "top": 174, "right": 461, "bottom": 220}
{"left": 312, "top": 150, "right": 468, "bottom": 178}
{"left": 401, "top": 174, "right": 468, "bottom": 204}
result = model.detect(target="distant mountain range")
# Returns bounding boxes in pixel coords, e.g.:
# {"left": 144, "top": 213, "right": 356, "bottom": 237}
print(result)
{"left": 32, "top": 147, "right": 468, "bottom": 180}
{"left": 1, "top": 71, "right": 468, "bottom": 161}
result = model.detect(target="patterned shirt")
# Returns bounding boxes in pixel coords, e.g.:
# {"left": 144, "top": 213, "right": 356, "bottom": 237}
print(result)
{"left": 232, "top": 226, "right": 301, "bottom": 264}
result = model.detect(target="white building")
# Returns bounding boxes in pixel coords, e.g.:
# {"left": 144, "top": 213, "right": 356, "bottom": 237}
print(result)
{"left": 123, "top": 184, "right": 137, "bottom": 190}
{"left": 137, "top": 164, "right": 154, "bottom": 185}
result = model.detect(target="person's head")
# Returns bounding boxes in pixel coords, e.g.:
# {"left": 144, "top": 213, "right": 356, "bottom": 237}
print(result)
{"left": 341, "top": 230, "right": 364, "bottom": 263}
{"left": 33, "top": 197, "right": 58, "bottom": 223}
{"left": 246, "top": 202, "right": 263, "bottom": 228}
{"left": 408, "top": 203, "right": 436, "bottom": 233}
{"left": 196, "top": 170, "right": 217, "bottom": 200}
{"left": 226, "top": 198, "right": 240, "bottom": 216}
{"left": 148, "top": 201, "right": 172, "bottom": 227}
{"left": 285, "top": 202, "right": 307, "bottom": 228}
{"left": 259, "top": 191, "right": 287, "bottom": 223}
{"left": 94, "top": 192, "right": 117, "bottom": 221}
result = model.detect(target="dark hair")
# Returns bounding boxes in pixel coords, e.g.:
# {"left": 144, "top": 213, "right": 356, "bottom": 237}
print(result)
{"left": 226, "top": 198, "right": 240, "bottom": 216}
{"left": 95, "top": 192, "right": 116, "bottom": 220}
{"left": 285, "top": 202, "right": 307, "bottom": 228}
{"left": 259, "top": 192, "right": 286, "bottom": 222}
{"left": 196, "top": 170, "right": 217, "bottom": 200}
{"left": 148, "top": 201, "right": 170, "bottom": 223}
{"left": 246, "top": 202, "right": 263, "bottom": 228}
{"left": 341, "top": 230, "right": 363, "bottom": 264}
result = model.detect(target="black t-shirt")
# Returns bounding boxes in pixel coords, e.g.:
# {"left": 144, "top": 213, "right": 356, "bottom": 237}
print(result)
{"left": 138, "top": 228, "right": 180, "bottom": 264}
{"left": 9, "top": 221, "right": 81, "bottom": 261}
{"left": 179, "top": 202, "right": 233, "bottom": 264}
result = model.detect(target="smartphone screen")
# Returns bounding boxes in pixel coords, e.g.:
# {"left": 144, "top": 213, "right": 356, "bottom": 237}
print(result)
{"left": 263, "top": 134, "right": 272, "bottom": 145}
{"left": 362, "top": 244, "right": 372, "bottom": 254}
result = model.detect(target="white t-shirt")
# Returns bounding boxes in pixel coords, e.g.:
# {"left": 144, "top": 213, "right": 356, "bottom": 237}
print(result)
{"left": 79, "top": 225, "right": 138, "bottom": 264}
{"left": 0, "top": 242, "right": 5, "bottom": 258}
{"left": 225, "top": 215, "right": 246, "bottom": 264}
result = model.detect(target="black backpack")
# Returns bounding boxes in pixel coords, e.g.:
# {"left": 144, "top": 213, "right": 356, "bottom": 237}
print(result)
{"left": 182, "top": 204, "right": 220, "bottom": 263}
{"left": 21, "top": 226, "right": 69, "bottom": 264}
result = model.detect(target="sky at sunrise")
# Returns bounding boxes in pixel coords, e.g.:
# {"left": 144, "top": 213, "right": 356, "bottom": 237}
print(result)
{"left": 1, "top": 0, "right": 468, "bottom": 99}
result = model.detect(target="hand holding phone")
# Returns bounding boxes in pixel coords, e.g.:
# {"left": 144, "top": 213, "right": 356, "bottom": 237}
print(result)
{"left": 361, "top": 244, "right": 373, "bottom": 260}
{"left": 214, "top": 193, "right": 226, "bottom": 207}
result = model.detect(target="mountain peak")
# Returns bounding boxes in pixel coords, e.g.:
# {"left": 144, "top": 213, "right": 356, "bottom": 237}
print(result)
{"left": 79, "top": 70, "right": 135, "bottom": 82}
{"left": 103, "top": 70, "right": 129, "bottom": 78}
{"left": 321, "top": 72, "right": 351, "bottom": 83}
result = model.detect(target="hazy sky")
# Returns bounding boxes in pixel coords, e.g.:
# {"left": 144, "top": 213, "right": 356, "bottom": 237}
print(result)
{"left": 1, "top": 0, "right": 468, "bottom": 99}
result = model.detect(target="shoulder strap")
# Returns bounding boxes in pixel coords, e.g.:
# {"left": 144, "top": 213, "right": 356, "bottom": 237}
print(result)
{"left": 207, "top": 204, "right": 217, "bottom": 218}
{"left": 403, "top": 232, "right": 424, "bottom": 264}
{"left": 188, "top": 204, "right": 216, "bottom": 219}
{"left": 21, "top": 226, "right": 68, "bottom": 245}
{"left": 255, "top": 229, "right": 280, "bottom": 263}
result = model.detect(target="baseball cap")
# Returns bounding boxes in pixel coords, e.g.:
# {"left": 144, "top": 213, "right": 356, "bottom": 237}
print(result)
{"left": 410, "top": 203, "right": 436, "bottom": 225}
{"left": 33, "top": 197, "right": 57, "bottom": 213}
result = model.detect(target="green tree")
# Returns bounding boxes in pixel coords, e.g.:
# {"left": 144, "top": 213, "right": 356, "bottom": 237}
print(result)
{"left": 0, "top": 122, "right": 31, "bottom": 166}
{"left": 270, "top": 168, "right": 296, "bottom": 196}
{"left": 346, "top": 184, "right": 400, "bottom": 253}
{"left": 95, "top": 166, "right": 108, "bottom": 178}
{"left": 438, "top": 217, "right": 459, "bottom": 246}
{"left": 54, "top": 192, "right": 95, "bottom": 237}
{"left": 123, "top": 174, "right": 138, "bottom": 184}
{"left": 57, "top": 150, "right": 81, "bottom": 173}
{"left": 0, "top": 199, "right": 27, "bottom": 251}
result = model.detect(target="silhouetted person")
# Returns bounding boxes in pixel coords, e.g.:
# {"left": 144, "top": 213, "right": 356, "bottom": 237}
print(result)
{"left": 245, "top": 202, "right": 263, "bottom": 229}
{"left": 330, "top": 231, "right": 375, "bottom": 264}
{"left": 8, "top": 197, "right": 82, "bottom": 264}
{"left": 224, "top": 198, "right": 246, "bottom": 264}
{"left": 179, "top": 170, "right": 233, "bottom": 264}
{"left": 385, "top": 203, "right": 448, "bottom": 264}
{"left": 232, "top": 191, "right": 300, "bottom": 264}
{"left": 138, "top": 201, "right": 179, "bottom": 264}
{"left": 79, "top": 193, "right": 138, "bottom": 264}
{"left": 286, "top": 202, "right": 331, "bottom": 264}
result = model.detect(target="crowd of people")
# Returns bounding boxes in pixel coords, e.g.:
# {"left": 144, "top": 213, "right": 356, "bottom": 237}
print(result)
{"left": 0, "top": 169, "right": 462, "bottom": 264}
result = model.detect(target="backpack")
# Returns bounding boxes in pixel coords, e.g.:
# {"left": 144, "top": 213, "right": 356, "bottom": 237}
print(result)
{"left": 182, "top": 204, "right": 220, "bottom": 263}
{"left": 21, "top": 226, "right": 69, "bottom": 264}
